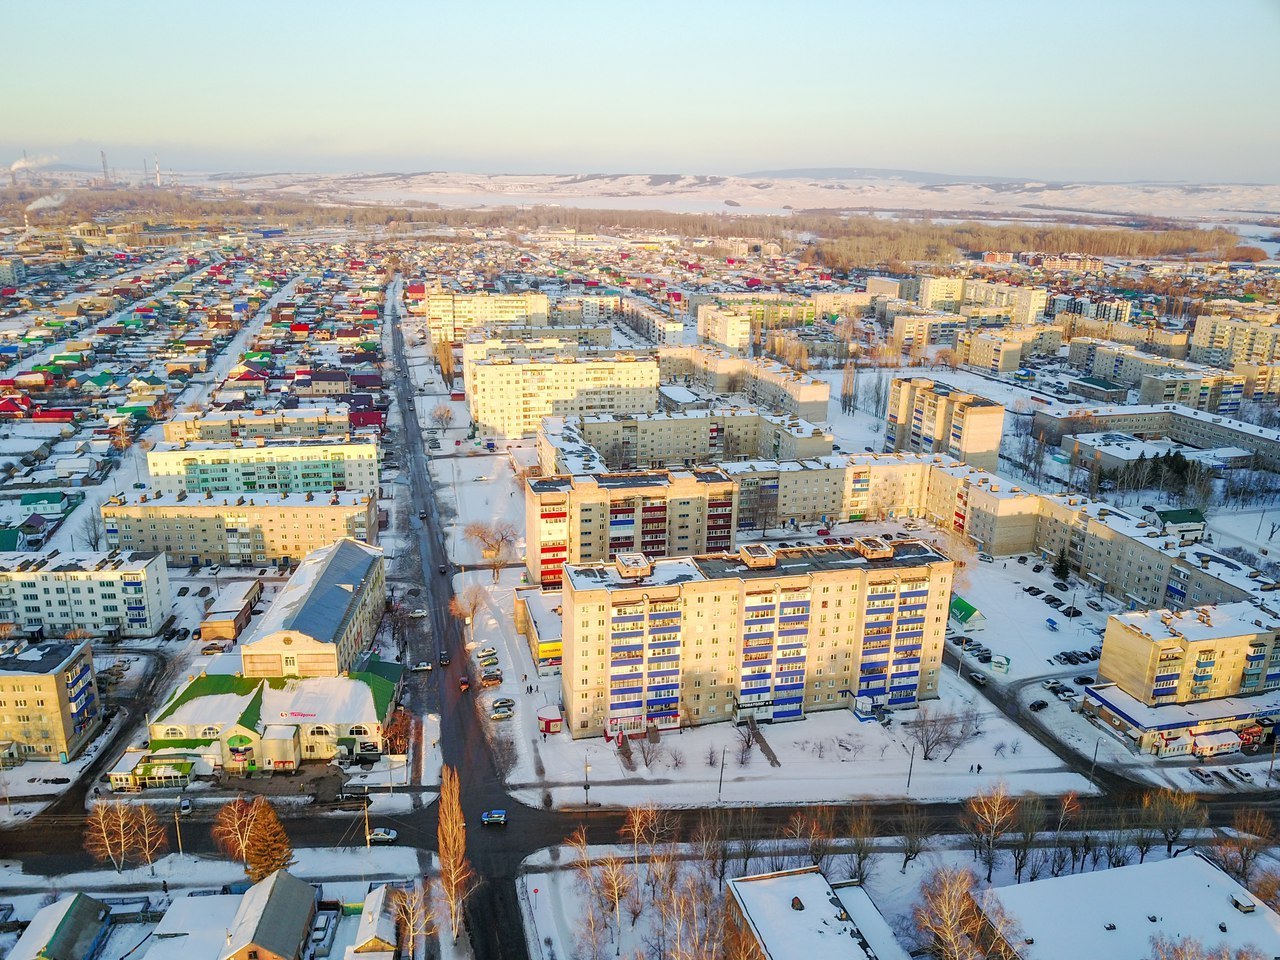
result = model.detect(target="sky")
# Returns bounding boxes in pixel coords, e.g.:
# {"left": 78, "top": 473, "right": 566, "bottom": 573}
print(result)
{"left": 3, "top": 0, "right": 1277, "bottom": 182}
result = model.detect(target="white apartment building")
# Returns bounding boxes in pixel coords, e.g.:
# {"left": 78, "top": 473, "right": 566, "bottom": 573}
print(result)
{"left": 660, "top": 346, "right": 830, "bottom": 422}
{"left": 0, "top": 550, "right": 171, "bottom": 638}
{"left": 0, "top": 257, "right": 26, "bottom": 286}
{"left": 146, "top": 438, "right": 380, "bottom": 497}
{"left": 884, "top": 378, "right": 1006, "bottom": 472}
{"left": 696, "top": 305, "right": 754, "bottom": 354}
{"left": 1050, "top": 293, "right": 1133, "bottom": 324}
{"left": 162, "top": 407, "right": 353, "bottom": 443}
{"left": 1190, "top": 314, "right": 1280, "bottom": 367}
{"left": 622, "top": 297, "right": 684, "bottom": 345}
{"left": 421, "top": 290, "right": 550, "bottom": 343}
{"left": 962, "top": 280, "right": 1048, "bottom": 324}
{"left": 468, "top": 355, "right": 661, "bottom": 439}
{"left": 559, "top": 540, "right": 954, "bottom": 737}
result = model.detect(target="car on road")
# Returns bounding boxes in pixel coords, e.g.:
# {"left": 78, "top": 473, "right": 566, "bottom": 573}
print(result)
{"left": 969, "top": 672, "right": 987, "bottom": 686}
{"left": 409, "top": 609, "right": 428, "bottom": 619}
{"left": 411, "top": 661, "right": 433, "bottom": 672}
{"left": 476, "top": 647, "right": 498, "bottom": 659}
{"left": 1028, "top": 700, "right": 1049, "bottom": 712}
{"left": 438, "top": 565, "right": 447, "bottom": 575}
{"left": 368, "top": 828, "right": 398, "bottom": 844}
{"left": 179, "top": 798, "right": 193, "bottom": 816}
{"left": 492, "top": 697, "right": 515, "bottom": 711}
{"left": 1073, "top": 675, "right": 1095, "bottom": 685}
{"left": 418, "top": 511, "right": 428, "bottom": 519}
{"left": 478, "top": 656, "right": 499, "bottom": 669}
{"left": 481, "top": 809, "right": 507, "bottom": 826}
{"left": 490, "top": 708, "right": 514, "bottom": 721}
{"left": 458, "top": 677, "right": 470, "bottom": 692}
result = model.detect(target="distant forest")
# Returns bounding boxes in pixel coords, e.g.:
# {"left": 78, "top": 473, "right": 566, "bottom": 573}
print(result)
{"left": 0, "top": 185, "right": 1243, "bottom": 268}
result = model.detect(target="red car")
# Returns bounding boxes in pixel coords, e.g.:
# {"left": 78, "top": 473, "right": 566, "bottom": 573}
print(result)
{"left": 817, "top": 528, "right": 830, "bottom": 536}
{"left": 459, "top": 677, "right": 471, "bottom": 692}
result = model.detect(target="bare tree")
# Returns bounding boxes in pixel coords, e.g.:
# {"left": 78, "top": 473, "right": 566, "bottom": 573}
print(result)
{"left": 212, "top": 796, "right": 259, "bottom": 864}
{"left": 449, "top": 584, "right": 485, "bottom": 644}
{"left": 464, "top": 520, "right": 519, "bottom": 583}
{"left": 846, "top": 804, "right": 878, "bottom": 885}
{"left": 429, "top": 404, "right": 454, "bottom": 430}
{"left": 77, "top": 512, "right": 104, "bottom": 550}
{"left": 897, "top": 806, "right": 934, "bottom": 873}
{"left": 1010, "top": 796, "right": 1044, "bottom": 883}
{"left": 903, "top": 705, "right": 984, "bottom": 762}
{"left": 83, "top": 800, "right": 136, "bottom": 872}
{"left": 391, "top": 882, "right": 438, "bottom": 960}
{"left": 964, "top": 781, "right": 1020, "bottom": 882}
{"left": 569, "top": 824, "right": 607, "bottom": 960}
{"left": 437, "top": 766, "right": 477, "bottom": 943}
{"left": 913, "top": 866, "right": 985, "bottom": 960}
{"left": 131, "top": 803, "right": 169, "bottom": 876}
{"left": 1214, "top": 809, "right": 1275, "bottom": 885}
{"left": 1143, "top": 788, "right": 1207, "bottom": 857}
{"left": 597, "top": 854, "right": 634, "bottom": 955}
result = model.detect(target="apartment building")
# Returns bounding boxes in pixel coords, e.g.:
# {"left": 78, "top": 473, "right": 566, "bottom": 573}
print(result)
{"left": 1190, "top": 314, "right": 1280, "bottom": 367}
{"left": 420, "top": 290, "right": 550, "bottom": 343}
{"left": 537, "top": 409, "right": 833, "bottom": 474}
{"left": 0, "top": 638, "right": 100, "bottom": 764}
{"left": 241, "top": 539, "right": 385, "bottom": 678}
{"left": 1032, "top": 404, "right": 1280, "bottom": 469}
{"left": 696, "top": 304, "right": 754, "bottom": 354}
{"left": 720, "top": 458, "right": 853, "bottom": 530}
{"left": 956, "top": 325, "right": 1062, "bottom": 373}
{"left": 559, "top": 540, "right": 954, "bottom": 737}
{"left": 621, "top": 297, "right": 684, "bottom": 345}
{"left": 684, "top": 293, "right": 821, "bottom": 329}
{"left": 1099, "top": 602, "right": 1280, "bottom": 707}
{"left": 1234, "top": 362, "right": 1280, "bottom": 400}
{"left": 101, "top": 491, "right": 377, "bottom": 566}
{"left": 163, "top": 408, "right": 352, "bottom": 443}
{"left": 0, "top": 257, "right": 26, "bottom": 286}
{"left": 0, "top": 550, "right": 171, "bottom": 638}
{"left": 146, "top": 438, "right": 380, "bottom": 497}
{"left": 884, "top": 378, "right": 1006, "bottom": 472}
{"left": 467, "top": 355, "right": 661, "bottom": 438}
{"left": 913, "top": 275, "right": 966, "bottom": 312}
{"left": 891, "top": 312, "right": 962, "bottom": 350}
{"left": 524, "top": 469, "right": 737, "bottom": 585}
{"left": 1033, "top": 495, "right": 1267, "bottom": 610}
{"left": 962, "top": 279, "right": 1048, "bottom": 324}
{"left": 460, "top": 336, "right": 582, "bottom": 383}
{"left": 1137, "top": 371, "right": 1245, "bottom": 415}
{"left": 1054, "top": 313, "right": 1188, "bottom": 359}
{"left": 1050, "top": 293, "right": 1133, "bottom": 324}
{"left": 660, "top": 346, "right": 830, "bottom": 422}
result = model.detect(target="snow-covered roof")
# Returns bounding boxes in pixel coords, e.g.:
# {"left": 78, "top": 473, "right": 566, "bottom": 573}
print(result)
{"left": 352, "top": 884, "right": 399, "bottom": 951}
{"left": 9, "top": 894, "right": 107, "bottom": 960}
{"left": 146, "top": 896, "right": 243, "bottom": 960}
{"left": 978, "top": 855, "right": 1280, "bottom": 960}
{"left": 219, "top": 870, "right": 314, "bottom": 960}
{"left": 728, "top": 868, "right": 896, "bottom": 960}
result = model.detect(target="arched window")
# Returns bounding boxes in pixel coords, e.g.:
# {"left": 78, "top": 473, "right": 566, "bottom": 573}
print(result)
{"left": 199, "top": 725, "right": 220, "bottom": 739}
{"left": 310, "top": 725, "right": 333, "bottom": 738}
{"left": 349, "top": 725, "right": 369, "bottom": 736}
{"left": 163, "top": 726, "right": 183, "bottom": 739}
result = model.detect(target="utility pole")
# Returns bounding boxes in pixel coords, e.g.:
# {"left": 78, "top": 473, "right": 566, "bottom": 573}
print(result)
{"left": 905, "top": 742, "right": 916, "bottom": 791}
{"left": 173, "top": 808, "right": 184, "bottom": 856}
{"left": 717, "top": 746, "right": 727, "bottom": 803}
{"left": 363, "top": 798, "right": 371, "bottom": 849}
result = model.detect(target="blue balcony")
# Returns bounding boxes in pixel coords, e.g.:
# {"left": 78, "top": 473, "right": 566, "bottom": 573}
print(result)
{"left": 610, "top": 699, "right": 643, "bottom": 711}
{"left": 612, "top": 615, "right": 645, "bottom": 625}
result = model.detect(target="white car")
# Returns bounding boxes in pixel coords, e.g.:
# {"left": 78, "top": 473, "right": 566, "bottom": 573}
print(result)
{"left": 476, "top": 647, "right": 498, "bottom": 659}
{"left": 368, "top": 828, "right": 398, "bottom": 844}
{"left": 409, "top": 609, "right": 428, "bottom": 619}
{"left": 411, "top": 661, "right": 433, "bottom": 672}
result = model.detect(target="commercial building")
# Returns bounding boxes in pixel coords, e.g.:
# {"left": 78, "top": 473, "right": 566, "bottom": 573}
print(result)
{"left": 147, "top": 668, "right": 399, "bottom": 771}
{"left": 467, "top": 354, "right": 661, "bottom": 439}
{"left": 537, "top": 408, "right": 833, "bottom": 474}
{"left": 101, "top": 491, "right": 377, "bottom": 566}
{"left": 559, "top": 539, "right": 954, "bottom": 738}
{"left": 1032, "top": 403, "right": 1280, "bottom": 469}
{"left": 695, "top": 304, "right": 754, "bottom": 354}
{"left": 146, "top": 437, "right": 380, "bottom": 497}
{"left": 420, "top": 290, "right": 549, "bottom": 343}
{"left": 884, "top": 378, "right": 1006, "bottom": 472}
{"left": 525, "top": 469, "right": 737, "bottom": 585}
{"left": 241, "top": 539, "right": 385, "bottom": 677}
{"left": 163, "top": 407, "right": 353, "bottom": 443}
{"left": 0, "top": 638, "right": 100, "bottom": 764}
{"left": 0, "top": 550, "right": 171, "bottom": 638}
{"left": 976, "top": 856, "right": 1280, "bottom": 960}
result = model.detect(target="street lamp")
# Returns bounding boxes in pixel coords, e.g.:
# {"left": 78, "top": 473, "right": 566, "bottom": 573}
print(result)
{"left": 1089, "top": 736, "right": 1103, "bottom": 785}
{"left": 583, "top": 760, "right": 591, "bottom": 807}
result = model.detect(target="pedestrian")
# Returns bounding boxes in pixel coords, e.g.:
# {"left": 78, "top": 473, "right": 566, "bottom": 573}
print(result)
{"left": 162, "top": 880, "right": 169, "bottom": 894}
{"left": 976, "top": 763, "right": 983, "bottom": 774}
{"left": 969, "top": 764, "right": 974, "bottom": 773}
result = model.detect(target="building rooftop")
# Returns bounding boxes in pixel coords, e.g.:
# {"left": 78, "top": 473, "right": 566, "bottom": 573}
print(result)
{"left": 105, "top": 490, "right": 371, "bottom": 509}
{"left": 728, "top": 867, "right": 906, "bottom": 960}
{"left": 243, "top": 538, "right": 382, "bottom": 647}
{"left": 1086, "top": 681, "right": 1280, "bottom": 733}
{"left": 978, "top": 855, "right": 1280, "bottom": 960}
{"left": 1112, "top": 601, "right": 1278, "bottom": 645}
{"left": 0, "top": 639, "right": 85, "bottom": 676}
{"left": 151, "top": 436, "right": 374, "bottom": 453}
{"left": 0, "top": 549, "right": 160, "bottom": 575}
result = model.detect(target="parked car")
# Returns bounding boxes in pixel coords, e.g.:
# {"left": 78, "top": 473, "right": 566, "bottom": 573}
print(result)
{"left": 481, "top": 809, "right": 507, "bottom": 826}
{"left": 1026, "top": 586, "right": 1044, "bottom": 596}
{"left": 1062, "top": 606, "right": 1083, "bottom": 618}
{"left": 1029, "top": 700, "right": 1049, "bottom": 712}
{"left": 1086, "top": 599, "right": 1104, "bottom": 612}
{"left": 368, "top": 828, "right": 398, "bottom": 844}
{"left": 476, "top": 647, "right": 498, "bottom": 659}
{"left": 1053, "top": 581, "right": 1070, "bottom": 591}
{"left": 1045, "top": 598, "right": 1064, "bottom": 609}
{"left": 1017, "top": 556, "right": 1028, "bottom": 565}
{"left": 478, "top": 656, "right": 499, "bottom": 669}
{"left": 411, "top": 661, "right": 433, "bottom": 673}
{"left": 409, "top": 609, "right": 428, "bottom": 619}
{"left": 179, "top": 797, "right": 193, "bottom": 816}
{"left": 1032, "top": 564, "right": 1044, "bottom": 573}
{"left": 1073, "top": 675, "right": 1095, "bottom": 685}
{"left": 977, "top": 553, "right": 994, "bottom": 563}
{"left": 490, "top": 708, "right": 515, "bottom": 721}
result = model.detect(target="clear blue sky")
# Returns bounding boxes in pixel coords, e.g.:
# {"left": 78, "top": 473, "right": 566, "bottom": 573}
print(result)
{"left": 4, "top": 0, "right": 1276, "bottom": 181}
